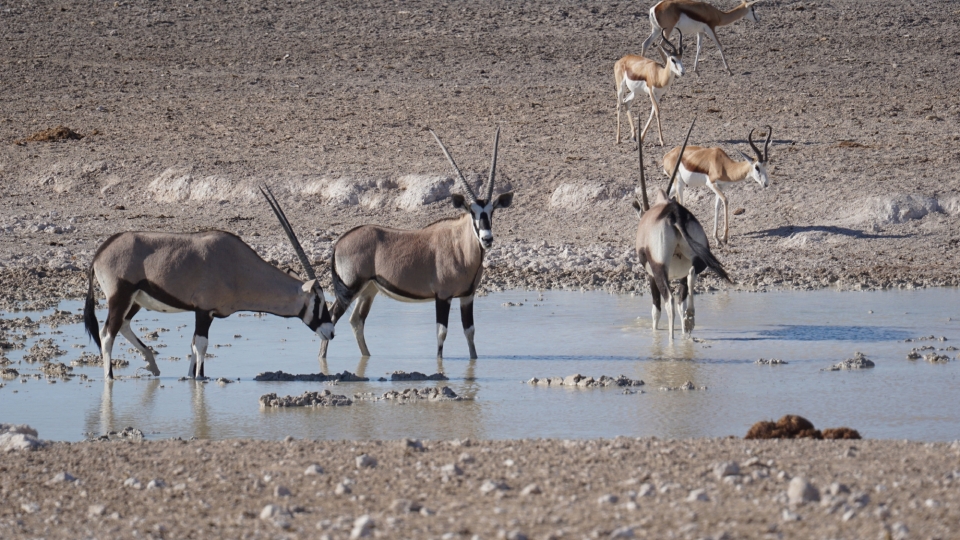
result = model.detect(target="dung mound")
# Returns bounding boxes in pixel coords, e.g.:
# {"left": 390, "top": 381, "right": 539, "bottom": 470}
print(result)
{"left": 17, "top": 125, "right": 85, "bottom": 144}
{"left": 745, "top": 415, "right": 861, "bottom": 440}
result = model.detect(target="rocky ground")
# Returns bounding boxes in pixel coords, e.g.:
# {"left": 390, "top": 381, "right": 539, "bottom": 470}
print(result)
{"left": 2, "top": 434, "right": 959, "bottom": 540}
{"left": 0, "top": 0, "right": 959, "bottom": 309}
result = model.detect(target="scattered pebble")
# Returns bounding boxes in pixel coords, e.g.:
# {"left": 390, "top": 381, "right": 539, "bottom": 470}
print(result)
{"left": 259, "top": 390, "right": 353, "bottom": 408}
{"left": 822, "top": 352, "right": 875, "bottom": 371}
{"left": 787, "top": 477, "right": 820, "bottom": 504}
{"left": 356, "top": 454, "right": 377, "bottom": 468}
{"left": 304, "top": 464, "right": 323, "bottom": 475}
{"left": 350, "top": 515, "right": 374, "bottom": 539}
{"left": 527, "top": 374, "right": 644, "bottom": 388}
{"left": 714, "top": 462, "right": 740, "bottom": 479}
{"left": 480, "top": 479, "right": 509, "bottom": 494}
{"left": 520, "top": 483, "right": 541, "bottom": 496}
{"left": 756, "top": 358, "right": 787, "bottom": 365}
{"left": 274, "top": 485, "right": 291, "bottom": 497}
{"left": 686, "top": 489, "right": 709, "bottom": 502}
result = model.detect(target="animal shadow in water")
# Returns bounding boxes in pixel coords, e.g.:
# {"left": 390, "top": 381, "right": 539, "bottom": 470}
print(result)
{"left": 717, "top": 325, "right": 911, "bottom": 342}
{"left": 742, "top": 224, "right": 909, "bottom": 241}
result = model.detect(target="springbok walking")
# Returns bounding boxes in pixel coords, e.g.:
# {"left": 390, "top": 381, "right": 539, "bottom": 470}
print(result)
{"left": 83, "top": 187, "right": 335, "bottom": 380}
{"left": 632, "top": 118, "right": 731, "bottom": 337}
{"left": 663, "top": 126, "right": 772, "bottom": 244}
{"left": 615, "top": 29, "right": 685, "bottom": 146}
{"left": 641, "top": 0, "right": 762, "bottom": 75}
{"left": 319, "top": 128, "right": 513, "bottom": 361}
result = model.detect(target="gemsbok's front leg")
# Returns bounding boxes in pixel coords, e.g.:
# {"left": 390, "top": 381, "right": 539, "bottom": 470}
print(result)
{"left": 460, "top": 295, "right": 478, "bottom": 360}
{"left": 682, "top": 266, "right": 696, "bottom": 334}
{"left": 319, "top": 298, "right": 350, "bottom": 360}
{"left": 189, "top": 311, "right": 214, "bottom": 379}
{"left": 435, "top": 297, "right": 451, "bottom": 359}
{"left": 349, "top": 283, "right": 377, "bottom": 357}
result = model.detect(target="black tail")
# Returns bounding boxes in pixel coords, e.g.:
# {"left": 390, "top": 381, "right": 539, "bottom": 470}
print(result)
{"left": 673, "top": 205, "right": 732, "bottom": 283}
{"left": 83, "top": 266, "right": 102, "bottom": 352}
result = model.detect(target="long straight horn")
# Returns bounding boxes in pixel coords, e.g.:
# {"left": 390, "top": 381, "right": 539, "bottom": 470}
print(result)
{"left": 763, "top": 125, "right": 773, "bottom": 161}
{"left": 485, "top": 127, "right": 500, "bottom": 202}
{"left": 430, "top": 129, "right": 478, "bottom": 205}
{"left": 637, "top": 134, "right": 649, "bottom": 212}
{"left": 259, "top": 185, "right": 317, "bottom": 281}
{"left": 747, "top": 128, "right": 763, "bottom": 161}
{"left": 666, "top": 116, "right": 697, "bottom": 198}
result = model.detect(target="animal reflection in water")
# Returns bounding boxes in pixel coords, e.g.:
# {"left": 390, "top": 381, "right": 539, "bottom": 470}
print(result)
{"left": 82, "top": 187, "right": 334, "bottom": 380}
{"left": 321, "top": 128, "right": 513, "bottom": 361}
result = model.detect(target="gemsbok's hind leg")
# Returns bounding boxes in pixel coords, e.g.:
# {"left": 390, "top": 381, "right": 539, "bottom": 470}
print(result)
{"left": 119, "top": 304, "right": 160, "bottom": 376}
{"left": 435, "top": 297, "right": 452, "bottom": 359}
{"left": 649, "top": 279, "right": 663, "bottom": 330}
{"left": 682, "top": 267, "right": 696, "bottom": 334}
{"left": 349, "top": 283, "right": 377, "bottom": 357}
{"left": 460, "top": 295, "right": 478, "bottom": 360}
{"left": 188, "top": 310, "right": 213, "bottom": 379}
{"left": 100, "top": 289, "right": 134, "bottom": 380}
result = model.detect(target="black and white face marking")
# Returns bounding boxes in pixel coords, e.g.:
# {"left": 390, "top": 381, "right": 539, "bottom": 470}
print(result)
{"left": 470, "top": 201, "right": 496, "bottom": 249}
{"left": 299, "top": 281, "right": 334, "bottom": 340}
{"left": 668, "top": 55, "right": 685, "bottom": 77}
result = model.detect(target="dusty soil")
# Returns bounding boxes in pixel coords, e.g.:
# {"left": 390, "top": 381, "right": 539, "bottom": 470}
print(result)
{"left": 0, "top": 0, "right": 959, "bottom": 309}
{"left": 2, "top": 437, "right": 959, "bottom": 539}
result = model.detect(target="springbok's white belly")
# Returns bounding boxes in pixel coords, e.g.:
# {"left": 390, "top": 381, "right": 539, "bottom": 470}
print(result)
{"left": 623, "top": 78, "right": 664, "bottom": 105}
{"left": 675, "top": 14, "right": 709, "bottom": 37}
{"left": 373, "top": 282, "right": 432, "bottom": 304}
{"left": 132, "top": 290, "right": 188, "bottom": 313}
{"left": 679, "top": 164, "right": 710, "bottom": 188}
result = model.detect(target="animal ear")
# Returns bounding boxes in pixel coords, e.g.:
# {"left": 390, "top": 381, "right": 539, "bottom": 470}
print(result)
{"left": 285, "top": 267, "right": 302, "bottom": 279}
{"left": 493, "top": 192, "right": 514, "bottom": 209}
{"left": 451, "top": 194, "right": 467, "bottom": 210}
{"left": 653, "top": 189, "right": 668, "bottom": 205}
{"left": 736, "top": 149, "right": 753, "bottom": 163}
{"left": 631, "top": 198, "right": 644, "bottom": 218}
{"left": 301, "top": 279, "right": 318, "bottom": 293}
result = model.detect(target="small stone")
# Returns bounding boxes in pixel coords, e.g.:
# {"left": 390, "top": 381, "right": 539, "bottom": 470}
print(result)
{"left": 503, "top": 458, "right": 515, "bottom": 467}
{"left": 686, "top": 489, "right": 709, "bottom": 502}
{"left": 828, "top": 482, "right": 850, "bottom": 496}
{"left": 637, "top": 483, "right": 655, "bottom": 497}
{"left": 50, "top": 472, "right": 77, "bottom": 483}
{"left": 356, "top": 454, "right": 377, "bottom": 468}
{"left": 597, "top": 494, "right": 618, "bottom": 504}
{"left": 403, "top": 438, "right": 424, "bottom": 451}
{"left": 123, "top": 477, "right": 142, "bottom": 490}
{"left": 504, "top": 531, "right": 528, "bottom": 540}
{"left": 480, "top": 479, "right": 508, "bottom": 494}
{"left": 146, "top": 479, "right": 165, "bottom": 490}
{"left": 781, "top": 509, "right": 801, "bottom": 521}
{"left": 714, "top": 462, "right": 740, "bottom": 479}
{"left": 259, "top": 504, "right": 291, "bottom": 522}
{"left": 520, "top": 483, "right": 542, "bottom": 496}
{"left": 842, "top": 509, "right": 856, "bottom": 521}
{"left": 609, "top": 526, "right": 635, "bottom": 538}
{"left": 88, "top": 504, "right": 106, "bottom": 517}
{"left": 419, "top": 507, "right": 435, "bottom": 516}
{"left": 890, "top": 522, "right": 909, "bottom": 540}
{"left": 350, "top": 515, "right": 374, "bottom": 539}
{"left": 275, "top": 485, "right": 292, "bottom": 497}
{"left": 441, "top": 463, "right": 463, "bottom": 476}
{"left": 335, "top": 482, "right": 352, "bottom": 495}
{"left": 21, "top": 502, "right": 39, "bottom": 514}
{"left": 458, "top": 452, "right": 475, "bottom": 464}
{"left": 787, "top": 477, "right": 820, "bottom": 504}
{"left": 304, "top": 464, "right": 323, "bottom": 475}
{"left": 924, "top": 499, "right": 941, "bottom": 508}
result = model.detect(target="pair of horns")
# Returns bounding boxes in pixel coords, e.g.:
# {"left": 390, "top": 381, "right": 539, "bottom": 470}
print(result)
{"left": 431, "top": 127, "right": 500, "bottom": 206}
{"left": 747, "top": 125, "right": 773, "bottom": 162}
{"left": 259, "top": 185, "right": 316, "bottom": 282}
{"left": 659, "top": 28, "right": 683, "bottom": 57}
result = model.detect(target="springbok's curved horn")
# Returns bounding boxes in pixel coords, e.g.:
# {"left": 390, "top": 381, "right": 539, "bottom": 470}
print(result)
{"left": 485, "top": 127, "right": 500, "bottom": 202}
{"left": 666, "top": 116, "right": 697, "bottom": 198}
{"left": 659, "top": 28, "right": 678, "bottom": 57}
{"left": 747, "top": 128, "right": 763, "bottom": 162}
{"left": 763, "top": 125, "right": 773, "bottom": 161}
{"left": 430, "top": 129, "right": 478, "bottom": 205}
{"left": 676, "top": 29, "right": 683, "bottom": 56}
{"left": 259, "top": 185, "right": 317, "bottom": 282}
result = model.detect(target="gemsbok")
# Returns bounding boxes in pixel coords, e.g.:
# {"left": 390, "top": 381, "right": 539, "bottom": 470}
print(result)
{"left": 83, "top": 186, "right": 335, "bottom": 380}
{"left": 663, "top": 126, "right": 772, "bottom": 244}
{"left": 615, "top": 29, "right": 685, "bottom": 146}
{"left": 319, "top": 128, "right": 513, "bottom": 361}
{"left": 632, "top": 118, "right": 731, "bottom": 337}
{"left": 641, "top": 0, "right": 762, "bottom": 75}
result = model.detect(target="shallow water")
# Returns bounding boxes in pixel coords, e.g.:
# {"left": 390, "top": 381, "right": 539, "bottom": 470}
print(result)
{"left": 2, "top": 288, "right": 959, "bottom": 442}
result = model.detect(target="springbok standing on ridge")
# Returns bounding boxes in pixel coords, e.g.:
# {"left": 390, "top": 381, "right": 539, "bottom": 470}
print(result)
{"left": 615, "top": 29, "right": 685, "bottom": 146}
{"left": 663, "top": 126, "right": 772, "bottom": 244}
{"left": 641, "top": 0, "right": 762, "bottom": 75}
{"left": 319, "top": 128, "right": 513, "bottom": 361}
{"left": 632, "top": 118, "right": 731, "bottom": 337}
{"left": 83, "top": 186, "right": 335, "bottom": 380}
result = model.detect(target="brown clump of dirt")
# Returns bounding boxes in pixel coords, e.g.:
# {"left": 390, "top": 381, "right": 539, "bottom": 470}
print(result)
{"left": 823, "top": 427, "right": 862, "bottom": 440}
{"left": 837, "top": 140, "right": 870, "bottom": 148}
{"left": 745, "top": 415, "right": 861, "bottom": 440}
{"left": 16, "top": 125, "right": 84, "bottom": 144}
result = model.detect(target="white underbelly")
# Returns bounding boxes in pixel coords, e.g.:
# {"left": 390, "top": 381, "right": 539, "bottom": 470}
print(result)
{"left": 132, "top": 290, "right": 188, "bottom": 313}
{"left": 679, "top": 164, "right": 709, "bottom": 188}
{"left": 667, "top": 252, "right": 693, "bottom": 281}
{"left": 674, "top": 14, "right": 708, "bottom": 37}
{"left": 623, "top": 78, "right": 661, "bottom": 104}
{"left": 373, "top": 282, "right": 432, "bottom": 304}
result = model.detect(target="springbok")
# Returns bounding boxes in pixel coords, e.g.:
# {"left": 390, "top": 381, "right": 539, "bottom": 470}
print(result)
{"left": 663, "top": 126, "right": 772, "bottom": 244}
{"left": 83, "top": 187, "right": 335, "bottom": 380}
{"left": 319, "top": 128, "right": 513, "bottom": 361}
{"left": 641, "top": 0, "right": 762, "bottom": 75}
{"left": 615, "top": 29, "right": 685, "bottom": 146}
{"left": 632, "top": 118, "right": 731, "bottom": 337}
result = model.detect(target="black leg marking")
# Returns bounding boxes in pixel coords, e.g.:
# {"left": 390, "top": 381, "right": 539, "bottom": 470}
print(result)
{"left": 676, "top": 281, "right": 689, "bottom": 304}
{"left": 649, "top": 278, "right": 662, "bottom": 312}
{"left": 193, "top": 311, "right": 214, "bottom": 379}
{"left": 435, "top": 298, "right": 451, "bottom": 358}
{"left": 460, "top": 299, "right": 475, "bottom": 330}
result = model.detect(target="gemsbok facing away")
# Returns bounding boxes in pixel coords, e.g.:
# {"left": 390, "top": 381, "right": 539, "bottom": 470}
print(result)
{"left": 663, "top": 126, "right": 772, "bottom": 244}
{"left": 83, "top": 187, "right": 335, "bottom": 380}
{"left": 319, "top": 128, "right": 513, "bottom": 361}
{"left": 641, "top": 0, "right": 762, "bottom": 75}
{"left": 615, "top": 29, "right": 685, "bottom": 146}
{"left": 632, "top": 118, "right": 731, "bottom": 337}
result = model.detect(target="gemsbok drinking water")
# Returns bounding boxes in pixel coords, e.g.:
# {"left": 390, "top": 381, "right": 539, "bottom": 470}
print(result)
{"left": 319, "top": 128, "right": 513, "bottom": 361}
{"left": 83, "top": 186, "right": 335, "bottom": 380}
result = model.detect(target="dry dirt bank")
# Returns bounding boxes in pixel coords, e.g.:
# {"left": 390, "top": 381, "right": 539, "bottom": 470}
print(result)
{"left": 2, "top": 437, "right": 959, "bottom": 539}
{"left": 0, "top": 0, "right": 959, "bottom": 308}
